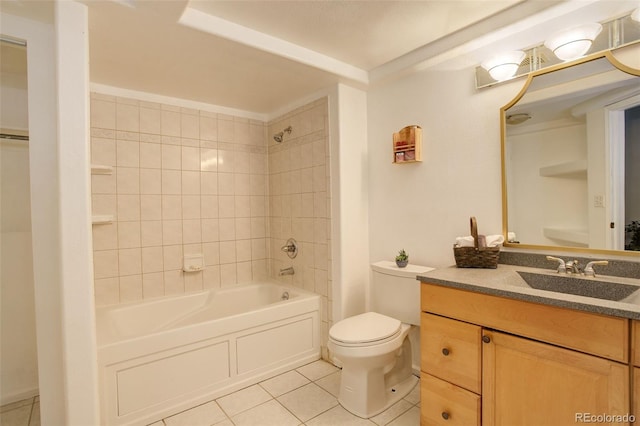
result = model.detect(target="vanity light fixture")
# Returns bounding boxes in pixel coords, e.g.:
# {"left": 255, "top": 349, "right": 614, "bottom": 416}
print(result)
{"left": 476, "top": 9, "right": 640, "bottom": 89}
{"left": 506, "top": 113, "right": 532, "bottom": 125}
{"left": 544, "top": 23, "right": 603, "bottom": 61}
{"left": 481, "top": 51, "right": 526, "bottom": 81}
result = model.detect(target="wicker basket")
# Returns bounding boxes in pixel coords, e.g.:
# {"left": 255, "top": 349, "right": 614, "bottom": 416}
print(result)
{"left": 453, "top": 217, "right": 500, "bottom": 269}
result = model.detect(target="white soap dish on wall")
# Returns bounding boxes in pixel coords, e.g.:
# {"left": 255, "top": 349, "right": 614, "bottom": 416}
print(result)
{"left": 183, "top": 254, "right": 204, "bottom": 272}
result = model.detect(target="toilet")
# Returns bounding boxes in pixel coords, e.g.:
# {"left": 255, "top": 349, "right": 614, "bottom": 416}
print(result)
{"left": 328, "top": 261, "right": 435, "bottom": 418}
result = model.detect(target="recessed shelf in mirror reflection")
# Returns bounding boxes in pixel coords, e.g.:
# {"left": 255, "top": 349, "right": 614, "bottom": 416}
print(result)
{"left": 501, "top": 49, "right": 640, "bottom": 257}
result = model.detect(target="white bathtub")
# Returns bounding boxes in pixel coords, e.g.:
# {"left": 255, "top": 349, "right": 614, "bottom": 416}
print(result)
{"left": 96, "top": 282, "right": 321, "bottom": 426}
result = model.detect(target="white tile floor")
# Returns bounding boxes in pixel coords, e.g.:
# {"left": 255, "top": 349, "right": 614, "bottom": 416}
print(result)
{"left": 0, "top": 360, "right": 421, "bottom": 426}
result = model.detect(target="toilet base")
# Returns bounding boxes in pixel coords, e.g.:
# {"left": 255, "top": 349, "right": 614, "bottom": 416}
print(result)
{"left": 339, "top": 373, "right": 418, "bottom": 419}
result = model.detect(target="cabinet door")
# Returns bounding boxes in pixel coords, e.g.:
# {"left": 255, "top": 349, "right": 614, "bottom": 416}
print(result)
{"left": 482, "top": 330, "right": 629, "bottom": 426}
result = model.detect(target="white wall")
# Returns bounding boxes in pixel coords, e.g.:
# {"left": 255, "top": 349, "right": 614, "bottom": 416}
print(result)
{"left": 368, "top": 68, "right": 522, "bottom": 268}
{"left": 330, "top": 84, "right": 369, "bottom": 321}
{"left": 0, "top": 139, "right": 39, "bottom": 404}
{"left": 1, "top": 3, "right": 100, "bottom": 423}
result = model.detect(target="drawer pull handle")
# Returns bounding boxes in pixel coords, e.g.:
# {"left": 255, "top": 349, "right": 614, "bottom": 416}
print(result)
{"left": 482, "top": 335, "right": 491, "bottom": 344}
{"left": 442, "top": 412, "right": 450, "bottom": 420}
{"left": 442, "top": 348, "right": 450, "bottom": 356}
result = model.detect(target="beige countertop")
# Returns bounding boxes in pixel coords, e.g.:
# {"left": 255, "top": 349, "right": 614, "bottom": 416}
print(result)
{"left": 418, "top": 264, "right": 640, "bottom": 320}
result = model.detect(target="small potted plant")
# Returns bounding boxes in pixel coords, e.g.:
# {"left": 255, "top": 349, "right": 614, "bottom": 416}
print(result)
{"left": 395, "top": 249, "right": 409, "bottom": 268}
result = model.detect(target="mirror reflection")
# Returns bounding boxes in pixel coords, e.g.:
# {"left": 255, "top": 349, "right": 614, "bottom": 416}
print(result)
{"left": 503, "top": 53, "right": 640, "bottom": 253}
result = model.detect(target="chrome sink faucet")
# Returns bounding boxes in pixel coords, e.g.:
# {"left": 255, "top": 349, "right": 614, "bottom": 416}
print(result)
{"left": 546, "top": 256, "right": 566, "bottom": 273}
{"left": 546, "top": 256, "right": 608, "bottom": 277}
{"left": 584, "top": 260, "right": 609, "bottom": 277}
{"left": 565, "top": 259, "right": 581, "bottom": 274}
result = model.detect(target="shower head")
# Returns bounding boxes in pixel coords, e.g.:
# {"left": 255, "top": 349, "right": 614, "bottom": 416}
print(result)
{"left": 273, "top": 126, "right": 293, "bottom": 143}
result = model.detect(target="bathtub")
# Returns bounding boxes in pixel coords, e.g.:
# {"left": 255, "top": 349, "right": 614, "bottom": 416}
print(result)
{"left": 96, "top": 282, "right": 321, "bottom": 426}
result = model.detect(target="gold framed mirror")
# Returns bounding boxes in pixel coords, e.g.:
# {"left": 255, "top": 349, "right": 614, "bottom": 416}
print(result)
{"left": 501, "top": 50, "right": 640, "bottom": 257}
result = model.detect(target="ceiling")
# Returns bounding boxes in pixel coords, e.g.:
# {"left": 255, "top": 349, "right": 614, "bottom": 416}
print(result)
{"left": 3, "top": 0, "right": 639, "bottom": 116}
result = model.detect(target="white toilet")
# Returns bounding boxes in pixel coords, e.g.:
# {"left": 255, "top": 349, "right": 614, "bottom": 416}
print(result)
{"left": 328, "top": 261, "right": 435, "bottom": 418}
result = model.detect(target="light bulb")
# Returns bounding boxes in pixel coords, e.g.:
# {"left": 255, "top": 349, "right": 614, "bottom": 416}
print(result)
{"left": 544, "top": 23, "right": 602, "bottom": 61}
{"left": 481, "top": 51, "right": 526, "bottom": 81}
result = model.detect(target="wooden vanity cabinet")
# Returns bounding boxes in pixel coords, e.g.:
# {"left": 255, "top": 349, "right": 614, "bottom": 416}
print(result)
{"left": 420, "top": 282, "right": 631, "bottom": 426}
{"left": 632, "top": 321, "right": 640, "bottom": 422}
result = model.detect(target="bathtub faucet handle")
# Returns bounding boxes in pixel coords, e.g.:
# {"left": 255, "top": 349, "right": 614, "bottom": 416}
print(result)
{"left": 280, "top": 238, "right": 298, "bottom": 259}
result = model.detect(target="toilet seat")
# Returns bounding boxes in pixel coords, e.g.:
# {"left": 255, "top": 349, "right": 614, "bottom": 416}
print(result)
{"left": 329, "top": 312, "right": 401, "bottom": 346}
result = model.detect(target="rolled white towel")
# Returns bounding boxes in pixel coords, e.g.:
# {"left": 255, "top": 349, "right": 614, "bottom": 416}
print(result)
{"left": 485, "top": 234, "right": 505, "bottom": 247}
{"left": 455, "top": 236, "right": 475, "bottom": 247}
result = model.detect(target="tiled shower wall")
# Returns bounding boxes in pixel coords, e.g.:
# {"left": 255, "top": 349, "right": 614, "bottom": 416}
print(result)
{"left": 267, "top": 98, "right": 332, "bottom": 357}
{"left": 90, "top": 93, "right": 269, "bottom": 305}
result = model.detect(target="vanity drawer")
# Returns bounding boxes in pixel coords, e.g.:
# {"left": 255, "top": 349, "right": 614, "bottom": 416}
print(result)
{"left": 421, "top": 312, "right": 482, "bottom": 394}
{"left": 421, "top": 282, "right": 629, "bottom": 362}
{"left": 421, "top": 373, "right": 480, "bottom": 426}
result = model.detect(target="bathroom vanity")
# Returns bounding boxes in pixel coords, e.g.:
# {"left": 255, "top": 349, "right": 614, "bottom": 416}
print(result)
{"left": 418, "top": 265, "right": 640, "bottom": 426}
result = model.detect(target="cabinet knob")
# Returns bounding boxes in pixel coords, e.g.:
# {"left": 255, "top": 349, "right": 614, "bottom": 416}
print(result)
{"left": 482, "top": 335, "right": 491, "bottom": 344}
{"left": 442, "top": 348, "right": 450, "bottom": 356}
{"left": 441, "top": 412, "right": 450, "bottom": 420}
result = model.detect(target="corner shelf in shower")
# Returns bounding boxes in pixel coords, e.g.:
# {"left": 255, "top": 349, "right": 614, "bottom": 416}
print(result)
{"left": 539, "top": 160, "right": 587, "bottom": 178}
{"left": 92, "top": 215, "right": 114, "bottom": 225}
{"left": 91, "top": 164, "right": 113, "bottom": 175}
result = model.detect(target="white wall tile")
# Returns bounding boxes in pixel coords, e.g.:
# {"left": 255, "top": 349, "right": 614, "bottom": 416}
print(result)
{"left": 140, "top": 107, "right": 161, "bottom": 135}
{"left": 181, "top": 113, "right": 199, "bottom": 140}
{"left": 92, "top": 137, "right": 116, "bottom": 166}
{"left": 116, "top": 167, "right": 140, "bottom": 194}
{"left": 140, "top": 169, "right": 161, "bottom": 195}
{"left": 200, "top": 149, "right": 218, "bottom": 172}
{"left": 164, "top": 270, "right": 184, "bottom": 295}
{"left": 220, "top": 263, "right": 237, "bottom": 286}
{"left": 118, "top": 221, "right": 141, "bottom": 248}
{"left": 200, "top": 115, "right": 217, "bottom": 141}
{"left": 141, "top": 246, "right": 164, "bottom": 273}
{"left": 93, "top": 250, "right": 119, "bottom": 279}
{"left": 91, "top": 99, "right": 116, "bottom": 129}
{"left": 181, "top": 146, "right": 200, "bottom": 171}
{"left": 182, "top": 171, "right": 200, "bottom": 195}
{"left": 140, "top": 142, "right": 161, "bottom": 168}
{"left": 117, "top": 194, "right": 140, "bottom": 221}
{"left": 163, "top": 245, "right": 183, "bottom": 270}
{"left": 116, "top": 103, "right": 140, "bottom": 133}
{"left": 94, "top": 277, "right": 120, "bottom": 306}
{"left": 143, "top": 272, "right": 164, "bottom": 298}
{"left": 120, "top": 274, "right": 142, "bottom": 303}
{"left": 219, "top": 241, "right": 236, "bottom": 264}
{"left": 161, "top": 110, "right": 181, "bottom": 137}
{"left": 141, "top": 220, "right": 163, "bottom": 247}
{"left": 119, "top": 248, "right": 142, "bottom": 276}
{"left": 161, "top": 170, "right": 182, "bottom": 194}
{"left": 182, "top": 195, "right": 201, "bottom": 219}
{"left": 161, "top": 144, "right": 182, "bottom": 170}
{"left": 162, "top": 195, "right": 182, "bottom": 220}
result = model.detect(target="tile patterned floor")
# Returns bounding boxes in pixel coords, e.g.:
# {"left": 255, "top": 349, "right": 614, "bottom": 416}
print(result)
{"left": 0, "top": 360, "right": 421, "bottom": 426}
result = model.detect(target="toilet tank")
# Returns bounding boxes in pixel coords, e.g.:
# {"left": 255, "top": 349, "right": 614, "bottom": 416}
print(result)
{"left": 370, "top": 261, "right": 435, "bottom": 326}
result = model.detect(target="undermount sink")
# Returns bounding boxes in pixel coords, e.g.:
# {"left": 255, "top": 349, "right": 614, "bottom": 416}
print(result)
{"left": 516, "top": 271, "right": 639, "bottom": 302}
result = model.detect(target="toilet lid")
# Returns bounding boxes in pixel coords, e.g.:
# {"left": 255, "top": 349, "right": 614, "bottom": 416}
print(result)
{"left": 329, "top": 312, "right": 401, "bottom": 344}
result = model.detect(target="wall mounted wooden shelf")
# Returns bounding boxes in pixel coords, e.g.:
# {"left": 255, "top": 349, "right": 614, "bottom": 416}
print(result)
{"left": 393, "top": 125, "right": 422, "bottom": 164}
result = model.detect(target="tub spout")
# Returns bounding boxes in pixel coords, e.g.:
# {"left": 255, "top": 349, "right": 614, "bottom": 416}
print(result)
{"left": 279, "top": 267, "right": 294, "bottom": 276}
